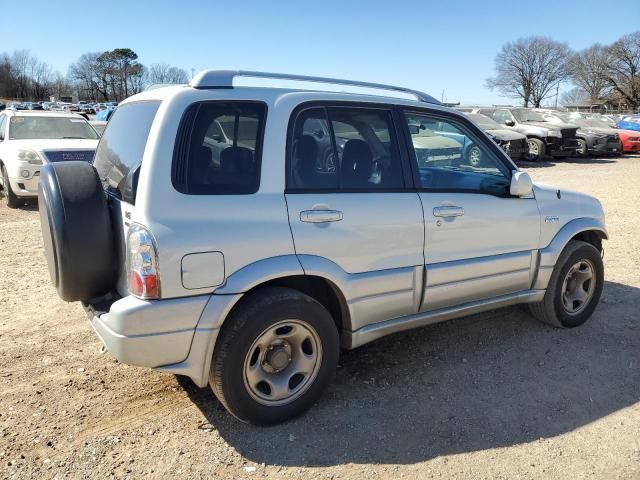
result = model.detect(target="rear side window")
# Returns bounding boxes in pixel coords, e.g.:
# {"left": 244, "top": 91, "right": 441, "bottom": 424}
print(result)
{"left": 172, "top": 102, "right": 266, "bottom": 195}
{"left": 288, "top": 106, "right": 404, "bottom": 191}
{"left": 94, "top": 101, "right": 160, "bottom": 204}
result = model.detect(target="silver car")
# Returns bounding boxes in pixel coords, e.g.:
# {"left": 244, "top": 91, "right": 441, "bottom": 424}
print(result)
{"left": 36, "top": 71, "right": 608, "bottom": 424}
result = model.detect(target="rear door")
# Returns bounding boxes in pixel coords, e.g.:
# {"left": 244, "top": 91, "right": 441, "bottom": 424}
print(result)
{"left": 285, "top": 104, "right": 425, "bottom": 331}
{"left": 400, "top": 108, "right": 540, "bottom": 311}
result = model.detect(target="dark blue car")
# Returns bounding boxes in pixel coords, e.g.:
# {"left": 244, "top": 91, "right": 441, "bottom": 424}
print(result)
{"left": 617, "top": 115, "right": 640, "bottom": 132}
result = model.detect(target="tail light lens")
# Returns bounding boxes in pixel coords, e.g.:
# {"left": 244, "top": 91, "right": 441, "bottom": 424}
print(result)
{"left": 127, "top": 224, "right": 160, "bottom": 299}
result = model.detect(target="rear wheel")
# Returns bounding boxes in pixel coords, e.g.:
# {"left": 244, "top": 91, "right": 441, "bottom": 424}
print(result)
{"left": 210, "top": 287, "right": 340, "bottom": 424}
{"left": 526, "top": 138, "right": 545, "bottom": 161}
{"left": 575, "top": 139, "right": 587, "bottom": 157}
{"left": 529, "top": 240, "right": 604, "bottom": 328}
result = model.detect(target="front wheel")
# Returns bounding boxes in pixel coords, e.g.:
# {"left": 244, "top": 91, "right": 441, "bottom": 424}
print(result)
{"left": 575, "top": 139, "right": 587, "bottom": 157}
{"left": 529, "top": 240, "right": 604, "bottom": 328}
{"left": 526, "top": 138, "right": 545, "bottom": 161}
{"left": 467, "top": 145, "right": 482, "bottom": 167}
{"left": 210, "top": 287, "right": 340, "bottom": 424}
{"left": 1, "top": 165, "right": 20, "bottom": 209}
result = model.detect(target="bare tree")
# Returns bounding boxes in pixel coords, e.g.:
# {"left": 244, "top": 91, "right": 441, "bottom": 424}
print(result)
{"left": 561, "top": 87, "right": 590, "bottom": 106}
{"left": 567, "top": 45, "right": 610, "bottom": 102}
{"left": 603, "top": 31, "right": 640, "bottom": 109}
{"left": 487, "top": 36, "right": 570, "bottom": 107}
{"left": 10, "top": 49, "right": 32, "bottom": 99}
{"left": 29, "top": 59, "right": 53, "bottom": 100}
{"left": 147, "top": 63, "right": 189, "bottom": 85}
{"left": 0, "top": 54, "right": 17, "bottom": 99}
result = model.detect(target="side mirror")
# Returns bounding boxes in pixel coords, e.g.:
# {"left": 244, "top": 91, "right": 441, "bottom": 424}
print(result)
{"left": 510, "top": 171, "right": 533, "bottom": 197}
{"left": 505, "top": 120, "right": 515, "bottom": 127}
{"left": 408, "top": 124, "right": 420, "bottom": 135}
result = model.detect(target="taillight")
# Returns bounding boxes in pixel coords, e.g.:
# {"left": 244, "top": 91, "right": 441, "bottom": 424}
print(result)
{"left": 126, "top": 224, "right": 160, "bottom": 299}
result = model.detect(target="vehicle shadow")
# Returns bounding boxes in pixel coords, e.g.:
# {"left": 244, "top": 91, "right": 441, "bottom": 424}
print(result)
{"left": 19, "top": 200, "right": 39, "bottom": 211}
{"left": 180, "top": 280, "right": 639, "bottom": 466}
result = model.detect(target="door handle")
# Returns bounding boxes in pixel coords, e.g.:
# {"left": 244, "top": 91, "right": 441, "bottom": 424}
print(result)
{"left": 300, "top": 210, "right": 343, "bottom": 223}
{"left": 433, "top": 206, "right": 464, "bottom": 218}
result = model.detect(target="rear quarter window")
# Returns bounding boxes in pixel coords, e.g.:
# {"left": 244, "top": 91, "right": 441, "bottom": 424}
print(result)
{"left": 93, "top": 101, "right": 160, "bottom": 204}
{"left": 172, "top": 102, "right": 267, "bottom": 195}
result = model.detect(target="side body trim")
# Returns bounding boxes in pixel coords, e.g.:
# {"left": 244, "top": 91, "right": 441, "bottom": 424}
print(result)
{"left": 347, "top": 289, "right": 545, "bottom": 349}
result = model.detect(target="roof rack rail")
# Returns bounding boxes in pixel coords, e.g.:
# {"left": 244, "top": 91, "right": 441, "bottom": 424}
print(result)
{"left": 189, "top": 70, "right": 440, "bottom": 105}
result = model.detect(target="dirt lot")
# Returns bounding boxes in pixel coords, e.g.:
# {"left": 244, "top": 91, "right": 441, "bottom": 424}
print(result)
{"left": 1, "top": 155, "right": 639, "bottom": 479}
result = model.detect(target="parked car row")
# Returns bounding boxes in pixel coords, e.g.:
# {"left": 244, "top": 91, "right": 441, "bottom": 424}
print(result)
{"left": 458, "top": 107, "right": 640, "bottom": 159}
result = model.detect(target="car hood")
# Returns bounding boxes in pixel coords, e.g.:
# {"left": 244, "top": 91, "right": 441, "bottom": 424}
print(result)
{"left": 533, "top": 182, "right": 605, "bottom": 247}
{"left": 485, "top": 129, "right": 527, "bottom": 141}
{"left": 616, "top": 129, "right": 640, "bottom": 138}
{"left": 578, "top": 126, "right": 616, "bottom": 136}
{"left": 412, "top": 135, "right": 461, "bottom": 149}
{"left": 6, "top": 138, "right": 98, "bottom": 153}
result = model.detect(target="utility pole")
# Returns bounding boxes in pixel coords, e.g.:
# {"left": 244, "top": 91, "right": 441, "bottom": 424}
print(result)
{"left": 191, "top": 68, "right": 195, "bottom": 80}
{"left": 554, "top": 82, "right": 560, "bottom": 110}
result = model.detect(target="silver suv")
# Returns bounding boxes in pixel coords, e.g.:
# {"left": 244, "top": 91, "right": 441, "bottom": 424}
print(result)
{"left": 38, "top": 71, "right": 608, "bottom": 424}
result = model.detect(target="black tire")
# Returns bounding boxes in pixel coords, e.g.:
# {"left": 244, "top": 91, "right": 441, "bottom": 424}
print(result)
{"left": 526, "top": 138, "right": 545, "bottom": 161}
{"left": 575, "top": 139, "right": 588, "bottom": 158}
{"left": 210, "top": 287, "right": 340, "bottom": 425}
{"left": 529, "top": 240, "right": 604, "bottom": 328}
{"left": 1, "top": 165, "right": 20, "bottom": 209}
{"left": 38, "top": 161, "right": 116, "bottom": 302}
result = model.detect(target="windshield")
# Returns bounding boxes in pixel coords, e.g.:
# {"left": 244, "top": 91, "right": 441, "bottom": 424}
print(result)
{"left": 512, "top": 109, "right": 547, "bottom": 123}
{"left": 466, "top": 113, "right": 502, "bottom": 130}
{"left": 583, "top": 117, "right": 613, "bottom": 129}
{"left": 9, "top": 116, "right": 98, "bottom": 140}
{"left": 555, "top": 113, "right": 587, "bottom": 126}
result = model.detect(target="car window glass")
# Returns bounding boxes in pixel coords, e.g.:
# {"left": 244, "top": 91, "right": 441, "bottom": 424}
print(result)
{"left": 404, "top": 111, "right": 510, "bottom": 196}
{"left": 289, "top": 107, "right": 403, "bottom": 190}
{"left": 174, "top": 102, "right": 266, "bottom": 195}
{"left": 8, "top": 116, "right": 98, "bottom": 140}
{"left": 94, "top": 101, "right": 160, "bottom": 203}
{"left": 492, "top": 110, "right": 512, "bottom": 124}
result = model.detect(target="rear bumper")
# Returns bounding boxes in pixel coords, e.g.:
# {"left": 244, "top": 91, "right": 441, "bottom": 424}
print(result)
{"left": 83, "top": 292, "right": 242, "bottom": 386}
{"left": 84, "top": 294, "right": 210, "bottom": 368}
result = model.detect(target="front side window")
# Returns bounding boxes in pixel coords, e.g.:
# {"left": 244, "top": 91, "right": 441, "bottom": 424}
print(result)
{"left": 173, "top": 102, "right": 266, "bottom": 195}
{"left": 490, "top": 109, "right": 513, "bottom": 125}
{"left": 404, "top": 111, "right": 511, "bottom": 196}
{"left": 9, "top": 116, "right": 98, "bottom": 140}
{"left": 289, "top": 106, "right": 404, "bottom": 191}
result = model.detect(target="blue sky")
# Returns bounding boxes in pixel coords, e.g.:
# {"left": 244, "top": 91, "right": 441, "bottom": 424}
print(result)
{"left": 1, "top": 0, "right": 637, "bottom": 104}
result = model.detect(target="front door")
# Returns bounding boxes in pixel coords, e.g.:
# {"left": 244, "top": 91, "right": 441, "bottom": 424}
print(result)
{"left": 285, "top": 105, "right": 425, "bottom": 330}
{"left": 401, "top": 109, "right": 540, "bottom": 311}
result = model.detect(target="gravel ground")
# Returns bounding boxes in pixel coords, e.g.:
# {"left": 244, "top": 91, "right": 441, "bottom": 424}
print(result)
{"left": 0, "top": 155, "right": 639, "bottom": 479}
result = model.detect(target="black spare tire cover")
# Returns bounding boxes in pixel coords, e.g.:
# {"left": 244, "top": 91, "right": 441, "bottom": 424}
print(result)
{"left": 38, "top": 161, "right": 116, "bottom": 302}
